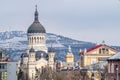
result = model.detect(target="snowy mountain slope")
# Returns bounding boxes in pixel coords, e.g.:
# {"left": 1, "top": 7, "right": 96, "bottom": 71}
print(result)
{"left": 0, "top": 31, "right": 119, "bottom": 61}
{"left": 0, "top": 31, "right": 94, "bottom": 49}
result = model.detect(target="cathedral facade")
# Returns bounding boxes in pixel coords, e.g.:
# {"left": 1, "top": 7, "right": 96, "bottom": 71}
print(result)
{"left": 18, "top": 6, "right": 55, "bottom": 80}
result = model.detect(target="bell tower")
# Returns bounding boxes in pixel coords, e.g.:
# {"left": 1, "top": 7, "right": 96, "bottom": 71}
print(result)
{"left": 65, "top": 46, "right": 74, "bottom": 68}
{"left": 28, "top": 48, "right": 36, "bottom": 80}
{"left": 48, "top": 47, "right": 55, "bottom": 70}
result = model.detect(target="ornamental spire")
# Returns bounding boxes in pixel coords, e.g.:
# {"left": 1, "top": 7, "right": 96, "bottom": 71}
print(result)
{"left": 68, "top": 45, "right": 72, "bottom": 53}
{"left": 34, "top": 5, "right": 39, "bottom": 22}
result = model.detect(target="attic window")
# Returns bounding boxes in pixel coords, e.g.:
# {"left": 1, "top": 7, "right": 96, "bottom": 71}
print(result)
{"left": 102, "top": 48, "right": 105, "bottom": 54}
{"left": 99, "top": 49, "right": 101, "bottom": 54}
{"left": 99, "top": 48, "right": 109, "bottom": 54}
{"left": 106, "top": 49, "right": 109, "bottom": 54}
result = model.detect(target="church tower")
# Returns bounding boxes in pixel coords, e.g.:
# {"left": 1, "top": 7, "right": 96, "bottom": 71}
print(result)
{"left": 27, "top": 6, "right": 47, "bottom": 52}
{"left": 65, "top": 46, "right": 74, "bottom": 68}
{"left": 28, "top": 48, "right": 36, "bottom": 80}
{"left": 48, "top": 47, "right": 55, "bottom": 70}
{"left": 18, "top": 5, "right": 56, "bottom": 80}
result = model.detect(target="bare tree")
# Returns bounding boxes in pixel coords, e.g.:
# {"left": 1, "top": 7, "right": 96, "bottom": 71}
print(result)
{"left": 35, "top": 67, "right": 82, "bottom": 80}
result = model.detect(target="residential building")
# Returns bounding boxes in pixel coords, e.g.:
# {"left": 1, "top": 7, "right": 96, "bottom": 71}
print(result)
{"left": 107, "top": 52, "right": 120, "bottom": 80}
{"left": 0, "top": 50, "right": 17, "bottom": 80}
{"left": 80, "top": 61, "right": 107, "bottom": 80}
{"left": 79, "top": 43, "right": 119, "bottom": 67}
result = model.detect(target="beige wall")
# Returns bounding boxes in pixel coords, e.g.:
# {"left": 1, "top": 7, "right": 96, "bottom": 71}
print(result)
{"left": 81, "top": 46, "right": 118, "bottom": 67}
{"left": 65, "top": 54, "right": 74, "bottom": 63}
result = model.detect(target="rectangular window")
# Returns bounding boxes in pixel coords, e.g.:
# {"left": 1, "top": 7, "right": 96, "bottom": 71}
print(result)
{"left": 91, "top": 59, "right": 96, "bottom": 64}
{"left": 1, "top": 71, "right": 7, "bottom": 80}
{"left": 0, "top": 63, "right": 7, "bottom": 69}
{"left": 102, "top": 48, "right": 105, "bottom": 54}
{"left": 0, "top": 52, "right": 2, "bottom": 59}
{"left": 0, "top": 64, "right": 1, "bottom": 69}
{"left": 99, "top": 49, "right": 101, "bottom": 54}
{"left": 106, "top": 49, "right": 109, "bottom": 54}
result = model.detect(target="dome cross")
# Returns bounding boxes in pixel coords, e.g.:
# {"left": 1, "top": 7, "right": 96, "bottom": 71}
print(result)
{"left": 34, "top": 5, "right": 39, "bottom": 22}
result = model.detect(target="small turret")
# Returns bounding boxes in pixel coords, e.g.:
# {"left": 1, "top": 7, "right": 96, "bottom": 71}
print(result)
{"left": 29, "top": 48, "right": 35, "bottom": 62}
{"left": 48, "top": 47, "right": 55, "bottom": 70}
{"left": 29, "top": 47, "right": 35, "bottom": 53}
{"left": 68, "top": 45, "right": 72, "bottom": 53}
{"left": 65, "top": 46, "right": 74, "bottom": 68}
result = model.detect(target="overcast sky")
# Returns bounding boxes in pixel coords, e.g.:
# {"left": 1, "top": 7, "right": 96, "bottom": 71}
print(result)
{"left": 0, "top": 0, "right": 120, "bottom": 46}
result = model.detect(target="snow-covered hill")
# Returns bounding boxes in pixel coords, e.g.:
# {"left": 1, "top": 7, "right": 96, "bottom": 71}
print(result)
{"left": 1, "top": 31, "right": 119, "bottom": 61}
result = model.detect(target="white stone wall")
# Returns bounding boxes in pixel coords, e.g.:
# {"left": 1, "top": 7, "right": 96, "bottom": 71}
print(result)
{"left": 36, "top": 58, "right": 48, "bottom": 69}
{"left": 28, "top": 64, "right": 36, "bottom": 80}
{"left": 27, "top": 33, "right": 47, "bottom": 52}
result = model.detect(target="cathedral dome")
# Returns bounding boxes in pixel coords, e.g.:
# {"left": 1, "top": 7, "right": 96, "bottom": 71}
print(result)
{"left": 27, "top": 6, "right": 46, "bottom": 33}
{"left": 28, "top": 22, "right": 46, "bottom": 33}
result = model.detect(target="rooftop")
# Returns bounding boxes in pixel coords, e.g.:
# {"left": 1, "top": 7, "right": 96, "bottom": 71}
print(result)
{"left": 108, "top": 52, "right": 120, "bottom": 60}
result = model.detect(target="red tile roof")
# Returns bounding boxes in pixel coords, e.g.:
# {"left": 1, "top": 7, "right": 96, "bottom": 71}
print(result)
{"left": 86, "top": 44, "right": 119, "bottom": 53}
{"left": 87, "top": 44, "right": 102, "bottom": 52}
{"left": 0, "top": 59, "right": 10, "bottom": 62}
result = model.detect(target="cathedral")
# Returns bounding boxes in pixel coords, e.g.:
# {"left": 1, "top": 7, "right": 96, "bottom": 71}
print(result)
{"left": 18, "top": 6, "right": 55, "bottom": 80}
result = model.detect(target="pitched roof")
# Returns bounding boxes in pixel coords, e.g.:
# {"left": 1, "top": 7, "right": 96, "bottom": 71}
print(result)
{"left": 82, "top": 61, "right": 107, "bottom": 70}
{"left": 86, "top": 44, "right": 119, "bottom": 53}
{"left": 108, "top": 52, "right": 120, "bottom": 60}
{"left": 0, "top": 59, "right": 11, "bottom": 62}
{"left": 86, "top": 44, "right": 102, "bottom": 52}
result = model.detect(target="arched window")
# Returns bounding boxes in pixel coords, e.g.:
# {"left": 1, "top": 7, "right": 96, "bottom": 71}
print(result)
{"left": 34, "top": 37, "right": 36, "bottom": 44}
{"left": 99, "top": 49, "right": 101, "bottom": 54}
{"left": 37, "top": 37, "right": 39, "bottom": 43}
{"left": 30, "top": 37, "right": 32, "bottom": 44}
{"left": 102, "top": 48, "right": 105, "bottom": 54}
{"left": 32, "top": 37, "right": 34, "bottom": 44}
{"left": 40, "top": 37, "right": 41, "bottom": 43}
{"left": 106, "top": 49, "right": 109, "bottom": 54}
{"left": 100, "top": 48, "right": 109, "bottom": 54}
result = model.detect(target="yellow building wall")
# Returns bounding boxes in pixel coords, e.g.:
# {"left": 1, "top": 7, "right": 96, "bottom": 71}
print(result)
{"left": 65, "top": 54, "right": 74, "bottom": 63}
{"left": 84, "top": 56, "right": 98, "bottom": 66}
{"left": 83, "top": 47, "right": 118, "bottom": 66}
{"left": 109, "top": 49, "right": 116, "bottom": 54}
{"left": 66, "top": 58, "right": 74, "bottom": 62}
{"left": 88, "top": 47, "right": 117, "bottom": 54}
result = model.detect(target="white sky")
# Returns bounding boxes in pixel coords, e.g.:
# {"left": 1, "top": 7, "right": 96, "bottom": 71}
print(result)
{"left": 0, "top": 0, "right": 120, "bottom": 46}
